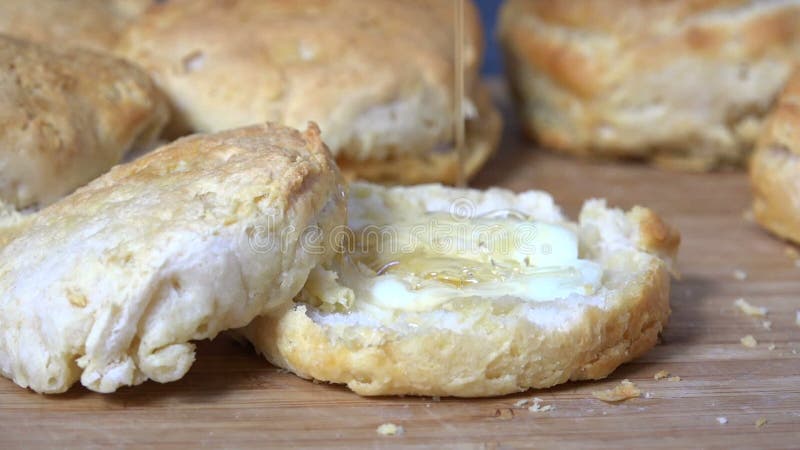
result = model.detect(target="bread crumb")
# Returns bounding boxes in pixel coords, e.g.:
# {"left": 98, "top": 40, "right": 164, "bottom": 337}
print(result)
{"left": 667, "top": 376, "right": 681, "bottom": 382}
{"left": 734, "top": 298, "right": 767, "bottom": 317}
{"left": 716, "top": 417, "right": 728, "bottom": 425}
{"left": 755, "top": 417, "right": 767, "bottom": 429}
{"left": 513, "top": 399, "right": 530, "bottom": 408}
{"left": 376, "top": 423, "right": 404, "bottom": 436}
{"left": 592, "top": 379, "right": 641, "bottom": 402}
{"left": 740, "top": 335, "right": 758, "bottom": 348}
{"left": 762, "top": 320, "right": 772, "bottom": 330}
{"left": 66, "top": 289, "right": 88, "bottom": 308}
{"left": 785, "top": 246, "right": 799, "bottom": 260}
{"left": 654, "top": 370, "right": 670, "bottom": 380}
{"left": 644, "top": 392, "right": 654, "bottom": 399}
{"left": 768, "top": 343, "right": 776, "bottom": 351}
{"left": 732, "top": 269, "right": 748, "bottom": 280}
{"left": 527, "top": 397, "right": 554, "bottom": 413}
{"left": 494, "top": 408, "right": 514, "bottom": 420}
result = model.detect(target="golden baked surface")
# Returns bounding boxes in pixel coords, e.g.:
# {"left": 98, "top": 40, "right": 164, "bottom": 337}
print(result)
{"left": 750, "top": 71, "right": 800, "bottom": 244}
{"left": 0, "top": 0, "right": 154, "bottom": 52}
{"left": 0, "top": 34, "right": 169, "bottom": 209}
{"left": 117, "top": 0, "right": 500, "bottom": 183}
{"left": 0, "top": 123, "right": 346, "bottom": 394}
{"left": 500, "top": 0, "right": 800, "bottom": 170}
{"left": 242, "top": 183, "right": 679, "bottom": 397}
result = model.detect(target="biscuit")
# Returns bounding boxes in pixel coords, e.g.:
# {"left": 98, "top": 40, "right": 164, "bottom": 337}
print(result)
{"left": 0, "top": 34, "right": 169, "bottom": 209}
{"left": 117, "top": 0, "right": 501, "bottom": 183}
{"left": 241, "top": 182, "right": 679, "bottom": 397}
{"left": 500, "top": 0, "right": 800, "bottom": 170}
{"left": 0, "top": 0, "right": 154, "bottom": 52}
{"left": 750, "top": 70, "right": 800, "bottom": 244}
{"left": 0, "top": 122, "right": 346, "bottom": 393}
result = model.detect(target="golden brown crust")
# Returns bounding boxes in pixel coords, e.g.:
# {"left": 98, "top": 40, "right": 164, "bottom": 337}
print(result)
{"left": 750, "top": 72, "right": 800, "bottom": 243}
{"left": 244, "top": 249, "right": 670, "bottom": 398}
{"left": 336, "top": 84, "right": 502, "bottom": 184}
{"left": 117, "top": 0, "right": 497, "bottom": 181}
{"left": 0, "top": 34, "right": 169, "bottom": 209}
{"left": 500, "top": 0, "right": 800, "bottom": 170}
{"left": 0, "top": 0, "right": 154, "bottom": 52}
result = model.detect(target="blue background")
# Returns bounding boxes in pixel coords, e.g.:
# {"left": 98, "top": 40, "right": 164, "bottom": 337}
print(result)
{"left": 477, "top": 0, "right": 503, "bottom": 75}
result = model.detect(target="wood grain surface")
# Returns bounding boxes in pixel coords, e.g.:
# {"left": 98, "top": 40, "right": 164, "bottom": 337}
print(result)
{"left": 1, "top": 82, "right": 799, "bottom": 449}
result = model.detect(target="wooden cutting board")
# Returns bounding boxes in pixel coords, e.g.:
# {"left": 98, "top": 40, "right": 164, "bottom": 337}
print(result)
{"left": 1, "top": 82, "right": 799, "bottom": 449}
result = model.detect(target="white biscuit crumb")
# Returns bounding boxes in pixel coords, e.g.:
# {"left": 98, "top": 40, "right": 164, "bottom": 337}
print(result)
{"left": 767, "top": 343, "right": 776, "bottom": 351}
{"left": 592, "top": 379, "right": 641, "bottom": 402}
{"left": 755, "top": 417, "right": 767, "bottom": 429}
{"left": 716, "top": 417, "right": 728, "bottom": 425}
{"left": 732, "top": 269, "right": 747, "bottom": 280}
{"left": 740, "top": 335, "right": 758, "bottom": 348}
{"left": 734, "top": 298, "right": 767, "bottom": 317}
{"left": 527, "top": 397, "right": 554, "bottom": 413}
{"left": 377, "top": 423, "right": 404, "bottom": 436}
{"left": 762, "top": 320, "right": 772, "bottom": 330}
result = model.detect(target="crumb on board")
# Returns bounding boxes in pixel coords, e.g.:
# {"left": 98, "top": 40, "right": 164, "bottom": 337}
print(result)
{"left": 513, "top": 399, "right": 530, "bottom": 408}
{"left": 785, "top": 246, "right": 799, "bottom": 260}
{"left": 644, "top": 392, "right": 653, "bottom": 399}
{"left": 762, "top": 320, "right": 772, "bottom": 330}
{"left": 494, "top": 408, "right": 514, "bottom": 420}
{"left": 740, "top": 335, "right": 758, "bottom": 348}
{"left": 376, "top": 423, "right": 404, "bottom": 436}
{"left": 654, "top": 370, "right": 670, "bottom": 380}
{"left": 755, "top": 417, "right": 767, "bottom": 429}
{"left": 667, "top": 376, "right": 681, "bottom": 382}
{"left": 732, "top": 269, "right": 748, "bottom": 280}
{"left": 592, "top": 379, "right": 641, "bottom": 402}
{"left": 528, "top": 398, "right": 554, "bottom": 413}
{"left": 734, "top": 298, "right": 767, "bottom": 317}
{"left": 742, "top": 209, "right": 755, "bottom": 222}
{"left": 716, "top": 417, "right": 728, "bottom": 425}
{"left": 768, "top": 343, "right": 776, "bottom": 351}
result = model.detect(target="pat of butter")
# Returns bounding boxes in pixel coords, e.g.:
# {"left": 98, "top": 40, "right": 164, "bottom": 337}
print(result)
{"left": 302, "top": 212, "right": 604, "bottom": 313}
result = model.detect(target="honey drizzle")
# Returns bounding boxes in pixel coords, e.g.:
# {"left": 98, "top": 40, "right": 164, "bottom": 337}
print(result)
{"left": 453, "top": 0, "right": 467, "bottom": 188}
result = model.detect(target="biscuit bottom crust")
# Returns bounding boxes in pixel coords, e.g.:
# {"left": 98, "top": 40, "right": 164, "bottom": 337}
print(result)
{"left": 336, "top": 85, "right": 502, "bottom": 185}
{"left": 751, "top": 146, "right": 800, "bottom": 244}
{"left": 244, "top": 265, "right": 669, "bottom": 397}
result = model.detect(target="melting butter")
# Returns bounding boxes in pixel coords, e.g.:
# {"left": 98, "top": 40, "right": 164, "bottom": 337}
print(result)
{"left": 303, "top": 212, "right": 603, "bottom": 313}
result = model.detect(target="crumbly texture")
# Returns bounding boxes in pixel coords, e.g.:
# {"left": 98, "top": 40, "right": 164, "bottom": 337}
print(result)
{"left": 592, "top": 379, "right": 641, "bottom": 402}
{"left": 741, "top": 335, "right": 758, "bottom": 348}
{"left": 500, "top": 0, "right": 800, "bottom": 170}
{"left": 654, "top": 370, "right": 670, "bottom": 380}
{"left": 0, "top": 123, "right": 346, "bottom": 394}
{"left": 376, "top": 423, "right": 403, "bottom": 436}
{"left": 750, "top": 70, "right": 800, "bottom": 244}
{"left": 0, "top": 34, "right": 169, "bottom": 209}
{"left": 116, "top": 0, "right": 501, "bottom": 184}
{"left": 734, "top": 298, "right": 768, "bottom": 317}
{"left": 241, "top": 183, "right": 679, "bottom": 397}
{"left": 0, "top": 0, "right": 154, "bottom": 52}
